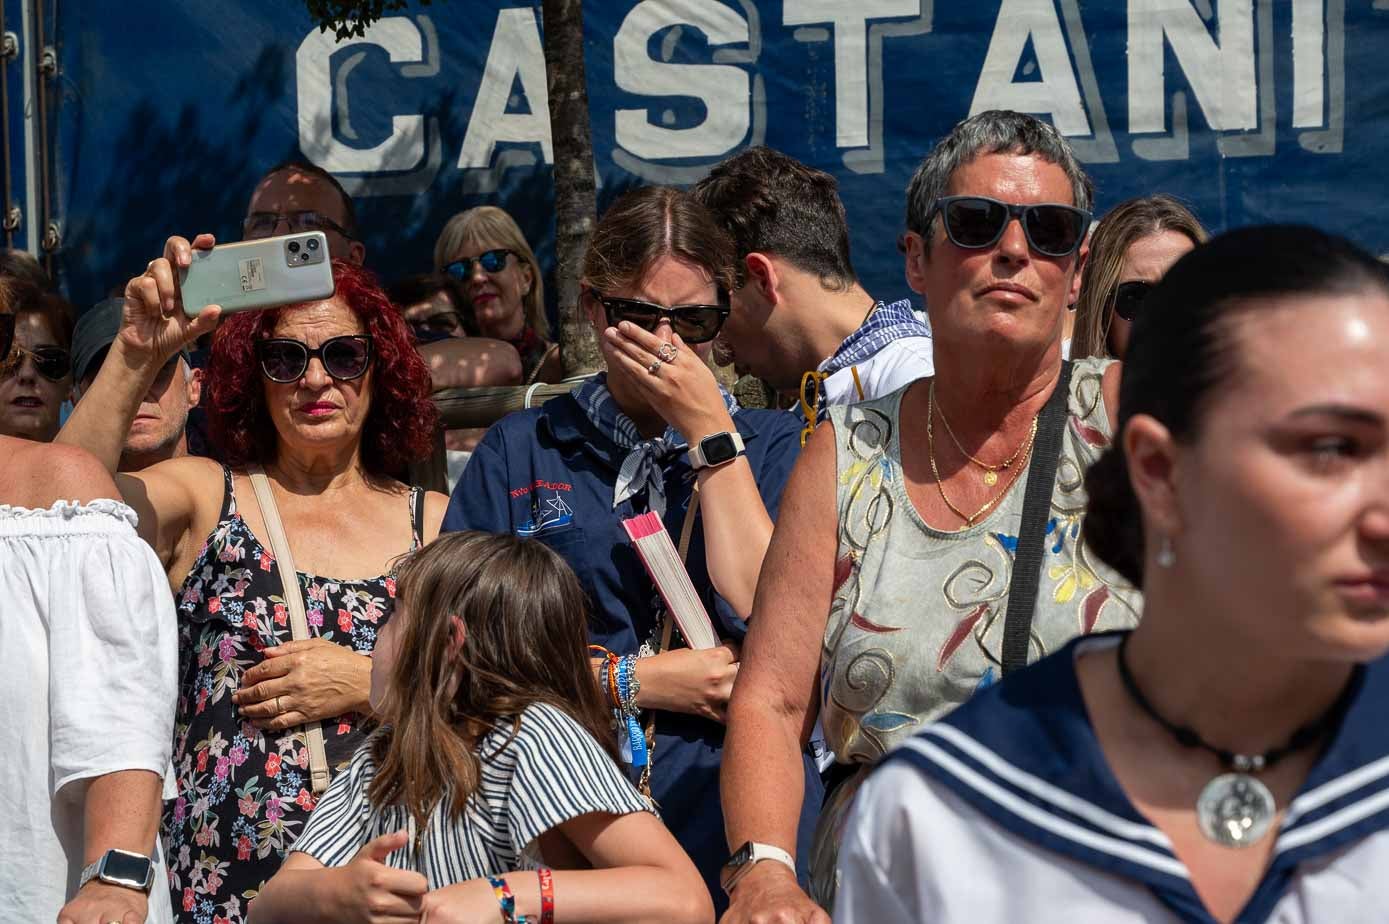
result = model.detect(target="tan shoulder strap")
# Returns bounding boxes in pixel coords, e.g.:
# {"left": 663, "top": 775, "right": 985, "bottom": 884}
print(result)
{"left": 658, "top": 485, "right": 701, "bottom": 655}
{"left": 246, "top": 465, "right": 332, "bottom": 795}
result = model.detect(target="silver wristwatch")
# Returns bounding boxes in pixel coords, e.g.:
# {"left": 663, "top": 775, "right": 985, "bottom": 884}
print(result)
{"left": 79, "top": 848, "right": 155, "bottom": 894}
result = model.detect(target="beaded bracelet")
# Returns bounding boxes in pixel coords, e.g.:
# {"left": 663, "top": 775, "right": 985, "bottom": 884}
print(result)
{"left": 537, "top": 867, "right": 555, "bottom": 924}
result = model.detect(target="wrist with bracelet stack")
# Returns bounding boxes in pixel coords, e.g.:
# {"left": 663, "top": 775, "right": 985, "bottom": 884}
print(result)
{"left": 588, "top": 646, "right": 647, "bottom": 771}
{"left": 486, "top": 868, "right": 555, "bottom": 924}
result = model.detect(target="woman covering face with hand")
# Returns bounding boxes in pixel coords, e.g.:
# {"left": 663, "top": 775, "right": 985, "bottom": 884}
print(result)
{"left": 57, "top": 239, "right": 449, "bottom": 923}
{"left": 443, "top": 186, "right": 820, "bottom": 913}
{"left": 836, "top": 227, "right": 1389, "bottom": 923}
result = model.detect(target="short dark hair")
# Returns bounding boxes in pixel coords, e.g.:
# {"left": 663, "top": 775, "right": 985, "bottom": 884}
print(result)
{"left": 256, "top": 160, "right": 359, "bottom": 239}
{"left": 1084, "top": 225, "right": 1389, "bottom": 586}
{"left": 692, "top": 146, "right": 856, "bottom": 290}
{"left": 386, "top": 272, "right": 476, "bottom": 336}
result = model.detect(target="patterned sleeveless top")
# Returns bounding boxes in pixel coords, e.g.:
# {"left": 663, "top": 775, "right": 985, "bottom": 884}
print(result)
{"left": 809, "top": 357, "right": 1141, "bottom": 902}
{"left": 161, "top": 467, "right": 422, "bottom": 924}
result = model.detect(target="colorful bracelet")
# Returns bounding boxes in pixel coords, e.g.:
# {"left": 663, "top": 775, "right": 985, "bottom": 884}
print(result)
{"left": 537, "top": 867, "right": 555, "bottom": 924}
{"left": 487, "top": 875, "right": 520, "bottom": 924}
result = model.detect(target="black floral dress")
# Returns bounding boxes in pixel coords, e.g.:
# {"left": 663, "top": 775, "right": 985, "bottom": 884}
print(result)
{"left": 161, "top": 467, "right": 422, "bottom": 924}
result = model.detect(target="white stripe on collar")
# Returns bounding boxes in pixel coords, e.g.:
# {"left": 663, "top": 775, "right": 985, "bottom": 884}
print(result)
{"left": 1282, "top": 752, "right": 1389, "bottom": 829}
{"left": 1276, "top": 785, "right": 1389, "bottom": 855}
{"left": 903, "top": 734, "right": 1187, "bottom": 879}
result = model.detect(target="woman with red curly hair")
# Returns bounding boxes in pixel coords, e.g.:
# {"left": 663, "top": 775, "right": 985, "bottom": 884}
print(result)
{"left": 58, "top": 234, "right": 447, "bottom": 923}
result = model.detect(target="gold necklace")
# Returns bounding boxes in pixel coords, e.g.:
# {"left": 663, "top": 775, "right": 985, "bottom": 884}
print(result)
{"left": 927, "top": 384, "right": 1038, "bottom": 527}
{"left": 931, "top": 380, "right": 1037, "bottom": 486}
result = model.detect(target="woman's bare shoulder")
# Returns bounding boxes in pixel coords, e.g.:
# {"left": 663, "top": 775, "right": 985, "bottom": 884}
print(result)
{"left": 0, "top": 438, "right": 118, "bottom": 507}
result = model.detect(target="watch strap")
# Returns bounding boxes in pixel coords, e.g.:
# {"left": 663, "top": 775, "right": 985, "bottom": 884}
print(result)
{"left": 721, "top": 841, "right": 796, "bottom": 894}
{"left": 687, "top": 431, "right": 746, "bottom": 469}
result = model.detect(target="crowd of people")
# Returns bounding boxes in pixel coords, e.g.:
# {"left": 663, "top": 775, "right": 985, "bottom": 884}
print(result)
{"left": 3, "top": 108, "right": 1388, "bottom": 924}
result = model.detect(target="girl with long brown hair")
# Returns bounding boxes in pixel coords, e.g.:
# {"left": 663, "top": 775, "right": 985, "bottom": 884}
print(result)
{"left": 249, "top": 531, "right": 712, "bottom": 924}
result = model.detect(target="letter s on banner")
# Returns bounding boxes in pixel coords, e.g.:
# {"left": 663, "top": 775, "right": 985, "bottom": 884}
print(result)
{"left": 614, "top": 0, "right": 750, "bottom": 160}
{"left": 296, "top": 19, "right": 428, "bottom": 173}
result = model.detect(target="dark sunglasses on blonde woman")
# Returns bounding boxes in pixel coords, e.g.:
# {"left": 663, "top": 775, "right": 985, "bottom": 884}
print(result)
{"left": 1112, "top": 280, "right": 1154, "bottom": 322}
{"left": 256, "top": 335, "right": 374, "bottom": 384}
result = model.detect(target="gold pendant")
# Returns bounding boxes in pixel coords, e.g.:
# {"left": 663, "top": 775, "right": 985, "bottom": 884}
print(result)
{"left": 983, "top": 470, "right": 999, "bottom": 487}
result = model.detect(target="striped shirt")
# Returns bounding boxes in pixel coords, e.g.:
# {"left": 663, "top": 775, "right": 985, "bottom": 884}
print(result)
{"left": 290, "top": 703, "right": 651, "bottom": 886}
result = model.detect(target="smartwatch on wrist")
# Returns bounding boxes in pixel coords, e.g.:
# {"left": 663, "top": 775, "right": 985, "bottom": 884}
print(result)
{"left": 720, "top": 841, "right": 796, "bottom": 895}
{"left": 687, "top": 431, "right": 745, "bottom": 470}
{"left": 79, "top": 848, "right": 155, "bottom": 894}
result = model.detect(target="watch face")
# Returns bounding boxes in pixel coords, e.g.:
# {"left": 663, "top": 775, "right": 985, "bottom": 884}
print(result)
{"left": 701, "top": 433, "right": 738, "bottom": 466}
{"left": 101, "top": 850, "right": 151, "bottom": 887}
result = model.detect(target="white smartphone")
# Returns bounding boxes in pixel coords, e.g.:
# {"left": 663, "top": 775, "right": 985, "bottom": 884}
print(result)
{"left": 179, "top": 231, "right": 335, "bottom": 317}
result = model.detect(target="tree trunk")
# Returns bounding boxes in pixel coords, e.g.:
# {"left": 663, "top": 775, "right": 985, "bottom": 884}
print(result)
{"left": 542, "top": 0, "right": 601, "bottom": 378}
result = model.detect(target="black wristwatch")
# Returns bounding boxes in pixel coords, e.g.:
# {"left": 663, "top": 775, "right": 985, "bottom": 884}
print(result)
{"left": 78, "top": 848, "right": 155, "bottom": 894}
{"left": 687, "top": 431, "right": 746, "bottom": 470}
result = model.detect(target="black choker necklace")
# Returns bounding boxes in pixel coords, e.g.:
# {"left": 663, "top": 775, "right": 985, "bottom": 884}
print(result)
{"left": 1115, "top": 633, "right": 1357, "bottom": 848}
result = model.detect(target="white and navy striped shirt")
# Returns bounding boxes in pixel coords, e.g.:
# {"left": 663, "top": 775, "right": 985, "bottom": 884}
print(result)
{"left": 837, "top": 633, "right": 1389, "bottom": 923}
{"left": 291, "top": 703, "right": 651, "bottom": 886}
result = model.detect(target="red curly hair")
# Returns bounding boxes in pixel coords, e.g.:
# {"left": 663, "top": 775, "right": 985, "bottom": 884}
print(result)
{"left": 206, "top": 261, "right": 437, "bottom": 476}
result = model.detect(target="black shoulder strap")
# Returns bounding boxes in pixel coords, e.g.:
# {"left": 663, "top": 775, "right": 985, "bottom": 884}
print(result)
{"left": 1000, "top": 360, "right": 1074, "bottom": 675}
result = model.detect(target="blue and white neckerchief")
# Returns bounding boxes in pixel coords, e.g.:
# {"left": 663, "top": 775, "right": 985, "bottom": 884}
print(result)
{"left": 804, "top": 298, "right": 931, "bottom": 421}
{"left": 573, "top": 373, "right": 740, "bottom": 518}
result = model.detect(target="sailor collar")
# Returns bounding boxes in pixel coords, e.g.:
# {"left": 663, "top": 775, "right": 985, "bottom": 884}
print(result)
{"left": 884, "top": 631, "right": 1389, "bottom": 923}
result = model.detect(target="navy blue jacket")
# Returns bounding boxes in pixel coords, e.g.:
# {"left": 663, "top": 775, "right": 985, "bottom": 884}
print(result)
{"left": 443, "top": 393, "right": 822, "bottom": 911}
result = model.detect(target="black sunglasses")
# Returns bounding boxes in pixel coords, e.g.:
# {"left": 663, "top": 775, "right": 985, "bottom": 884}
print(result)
{"left": 257, "top": 335, "right": 374, "bottom": 384}
{"left": 933, "top": 196, "right": 1091, "bottom": 257}
{"left": 409, "top": 310, "right": 465, "bottom": 338}
{"left": 1112, "top": 280, "right": 1154, "bottom": 322}
{"left": 244, "top": 210, "right": 353, "bottom": 240}
{"left": 595, "top": 293, "right": 730, "bottom": 344}
{"left": 444, "top": 249, "right": 515, "bottom": 281}
{"left": 0, "top": 314, "right": 12, "bottom": 361}
{"left": 8, "top": 343, "right": 72, "bottom": 381}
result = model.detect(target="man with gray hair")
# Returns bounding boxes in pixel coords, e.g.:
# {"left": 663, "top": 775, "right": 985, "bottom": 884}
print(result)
{"left": 720, "top": 110, "right": 1116, "bottom": 924}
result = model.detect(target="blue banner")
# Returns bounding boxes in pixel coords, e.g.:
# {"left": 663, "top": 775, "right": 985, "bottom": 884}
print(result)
{"left": 52, "top": 0, "right": 1389, "bottom": 313}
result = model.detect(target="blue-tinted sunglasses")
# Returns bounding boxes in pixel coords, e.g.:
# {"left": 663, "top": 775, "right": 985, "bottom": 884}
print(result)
{"left": 444, "top": 248, "right": 515, "bottom": 281}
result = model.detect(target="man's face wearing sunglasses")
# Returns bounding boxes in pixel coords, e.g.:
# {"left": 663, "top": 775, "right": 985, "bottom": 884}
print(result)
{"left": 245, "top": 168, "right": 365, "bottom": 266}
{"left": 905, "top": 152, "right": 1087, "bottom": 354}
{"left": 0, "top": 312, "right": 70, "bottom": 442}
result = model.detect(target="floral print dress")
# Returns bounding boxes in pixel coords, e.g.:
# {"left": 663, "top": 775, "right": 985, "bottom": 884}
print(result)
{"left": 161, "top": 467, "right": 422, "bottom": 924}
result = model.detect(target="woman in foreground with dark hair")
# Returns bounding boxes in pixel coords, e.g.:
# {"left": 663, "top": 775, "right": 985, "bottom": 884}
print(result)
{"left": 58, "top": 237, "right": 448, "bottom": 922}
{"left": 835, "top": 226, "right": 1389, "bottom": 923}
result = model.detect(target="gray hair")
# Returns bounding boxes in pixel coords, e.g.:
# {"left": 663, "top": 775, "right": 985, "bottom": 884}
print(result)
{"left": 904, "top": 110, "right": 1094, "bottom": 244}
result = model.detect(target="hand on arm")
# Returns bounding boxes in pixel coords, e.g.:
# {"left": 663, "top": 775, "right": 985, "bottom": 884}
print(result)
{"left": 232, "top": 638, "right": 373, "bottom": 729}
{"left": 249, "top": 831, "right": 427, "bottom": 924}
{"left": 57, "top": 769, "right": 163, "bottom": 924}
{"left": 720, "top": 426, "right": 839, "bottom": 924}
{"left": 421, "top": 810, "right": 713, "bottom": 924}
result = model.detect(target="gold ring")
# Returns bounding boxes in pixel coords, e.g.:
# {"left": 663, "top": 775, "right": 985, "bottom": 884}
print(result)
{"left": 656, "top": 343, "right": 678, "bottom": 363}
{"left": 646, "top": 358, "right": 663, "bottom": 376}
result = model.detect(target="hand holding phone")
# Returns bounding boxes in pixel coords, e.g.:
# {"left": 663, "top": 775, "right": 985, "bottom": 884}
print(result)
{"left": 116, "top": 233, "right": 224, "bottom": 371}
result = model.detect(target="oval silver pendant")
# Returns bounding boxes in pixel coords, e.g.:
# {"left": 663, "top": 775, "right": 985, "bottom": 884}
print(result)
{"left": 1196, "top": 773, "right": 1276, "bottom": 848}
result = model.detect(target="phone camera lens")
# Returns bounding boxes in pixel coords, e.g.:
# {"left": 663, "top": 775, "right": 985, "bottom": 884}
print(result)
{"left": 307, "top": 238, "right": 319, "bottom": 251}
{"left": 301, "top": 252, "right": 311, "bottom": 262}
{"left": 288, "top": 241, "right": 301, "bottom": 254}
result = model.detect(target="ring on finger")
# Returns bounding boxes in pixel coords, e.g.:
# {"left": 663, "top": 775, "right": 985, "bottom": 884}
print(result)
{"left": 275, "top": 695, "right": 284, "bottom": 714}
{"left": 656, "top": 343, "right": 678, "bottom": 363}
{"left": 647, "top": 358, "right": 663, "bottom": 376}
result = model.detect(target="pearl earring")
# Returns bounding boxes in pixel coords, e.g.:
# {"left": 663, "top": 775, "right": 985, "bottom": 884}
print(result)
{"left": 1155, "top": 536, "right": 1176, "bottom": 569}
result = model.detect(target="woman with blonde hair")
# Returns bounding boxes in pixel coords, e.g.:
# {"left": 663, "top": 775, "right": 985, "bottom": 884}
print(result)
{"left": 1071, "top": 194, "right": 1207, "bottom": 360}
{"left": 434, "top": 206, "right": 562, "bottom": 383}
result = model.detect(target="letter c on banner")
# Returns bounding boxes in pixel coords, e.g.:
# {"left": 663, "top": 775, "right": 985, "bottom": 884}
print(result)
{"left": 296, "top": 18, "right": 428, "bottom": 173}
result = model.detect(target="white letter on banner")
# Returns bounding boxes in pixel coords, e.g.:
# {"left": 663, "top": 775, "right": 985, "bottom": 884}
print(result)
{"left": 296, "top": 19, "right": 427, "bottom": 173}
{"left": 783, "top": 0, "right": 919, "bottom": 148}
{"left": 968, "top": 0, "right": 1090, "bottom": 135}
{"left": 1291, "top": 0, "right": 1324, "bottom": 128}
{"left": 458, "top": 8, "right": 553, "bottom": 169}
{"left": 613, "top": 0, "right": 750, "bottom": 160}
{"left": 1128, "top": 0, "right": 1256, "bottom": 134}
